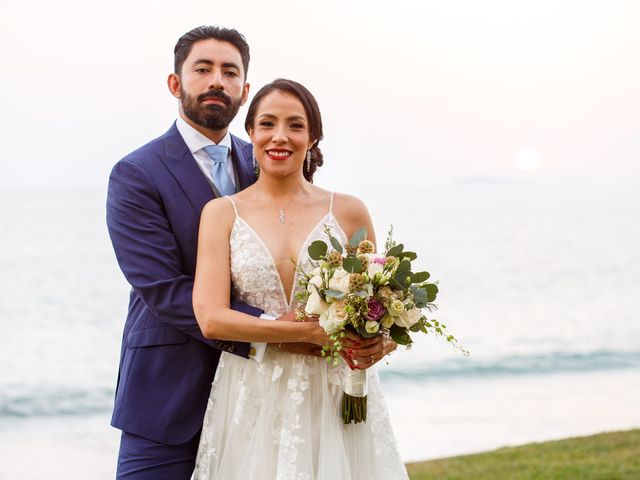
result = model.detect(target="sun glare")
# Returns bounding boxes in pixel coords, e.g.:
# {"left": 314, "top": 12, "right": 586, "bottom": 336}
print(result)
{"left": 514, "top": 147, "right": 542, "bottom": 173}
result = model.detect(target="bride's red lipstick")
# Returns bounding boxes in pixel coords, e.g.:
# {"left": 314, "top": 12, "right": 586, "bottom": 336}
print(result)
{"left": 267, "top": 149, "right": 292, "bottom": 161}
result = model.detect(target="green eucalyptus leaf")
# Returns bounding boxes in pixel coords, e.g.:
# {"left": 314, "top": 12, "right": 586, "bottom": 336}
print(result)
{"left": 411, "top": 271, "right": 430, "bottom": 283}
{"left": 396, "top": 260, "right": 411, "bottom": 273}
{"left": 410, "top": 318, "right": 425, "bottom": 332}
{"left": 411, "top": 287, "right": 428, "bottom": 308}
{"left": 390, "top": 325, "right": 413, "bottom": 345}
{"left": 399, "top": 251, "right": 417, "bottom": 261}
{"left": 329, "top": 235, "right": 344, "bottom": 254}
{"left": 394, "top": 271, "right": 410, "bottom": 286}
{"left": 425, "top": 283, "right": 439, "bottom": 302}
{"left": 308, "top": 240, "right": 328, "bottom": 260}
{"left": 349, "top": 228, "right": 368, "bottom": 248}
{"left": 386, "top": 244, "right": 404, "bottom": 257}
{"left": 325, "top": 289, "right": 346, "bottom": 299}
{"left": 343, "top": 256, "right": 364, "bottom": 273}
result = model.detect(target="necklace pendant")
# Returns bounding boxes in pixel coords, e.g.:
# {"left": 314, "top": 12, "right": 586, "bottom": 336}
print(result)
{"left": 279, "top": 209, "right": 286, "bottom": 224}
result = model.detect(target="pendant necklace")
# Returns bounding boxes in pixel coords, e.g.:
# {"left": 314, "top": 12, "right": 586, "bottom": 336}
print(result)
{"left": 277, "top": 198, "right": 295, "bottom": 224}
{"left": 275, "top": 192, "right": 300, "bottom": 224}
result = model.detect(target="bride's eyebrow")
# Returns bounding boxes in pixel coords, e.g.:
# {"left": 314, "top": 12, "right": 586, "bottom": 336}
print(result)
{"left": 257, "top": 113, "right": 307, "bottom": 122}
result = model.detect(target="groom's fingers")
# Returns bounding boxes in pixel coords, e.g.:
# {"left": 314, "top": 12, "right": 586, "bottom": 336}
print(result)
{"left": 278, "top": 342, "right": 323, "bottom": 356}
{"left": 276, "top": 311, "right": 319, "bottom": 322}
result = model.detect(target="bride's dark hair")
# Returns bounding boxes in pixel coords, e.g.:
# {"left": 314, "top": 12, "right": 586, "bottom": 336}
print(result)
{"left": 244, "top": 79, "right": 324, "bottom": 183}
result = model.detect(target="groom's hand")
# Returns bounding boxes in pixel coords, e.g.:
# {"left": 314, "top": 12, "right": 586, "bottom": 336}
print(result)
{"left": 276, "top": 311, "right": 299, "bottom": 322}
{"left": 272, "top": 312, "right": 323, "bottom": 356}
{"left": 277, "top": 342, "right": 323, "bottom": 357}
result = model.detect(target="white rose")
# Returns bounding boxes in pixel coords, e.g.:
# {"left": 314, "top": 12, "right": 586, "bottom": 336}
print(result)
{"left": 367, "top": 261, "right": 384, "bottom": 277}
{"left": 328, "top": 268, "right": 351, "bottom": 293}
{"left": 307, "top": 274, "right": 323, "bottom": 292}
{"left": 305, "top": 289, "right": 329, "bottom": 316}
{"left": 394, "top": 308, "right": 423, "bottom": 329}
{"left": 365, "top": 320, "right": 380, "bottom": 334}
{"left": 319, "top": 301, "right": 347, "bottom": 334}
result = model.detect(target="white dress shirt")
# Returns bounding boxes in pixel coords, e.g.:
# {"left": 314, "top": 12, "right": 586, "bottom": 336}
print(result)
{"left": 175, "top": 116, "right": 237, "bottom": 189}
{"left": 175, "top": 116, "right": 271, "bottom": 362}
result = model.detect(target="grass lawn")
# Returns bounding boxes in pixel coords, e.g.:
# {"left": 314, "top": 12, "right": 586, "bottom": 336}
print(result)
{"left": 406, "top": 429, "right": 640, "bottom": 480}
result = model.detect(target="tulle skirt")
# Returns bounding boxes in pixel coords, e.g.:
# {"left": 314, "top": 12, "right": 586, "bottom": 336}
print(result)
{"left": 193, "top": 348, "right": 408, "bottom": 480}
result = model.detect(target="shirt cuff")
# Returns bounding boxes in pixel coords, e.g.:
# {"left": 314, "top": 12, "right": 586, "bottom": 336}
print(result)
{"left": 249, "top": 313, "right": 277, "bottom": 363}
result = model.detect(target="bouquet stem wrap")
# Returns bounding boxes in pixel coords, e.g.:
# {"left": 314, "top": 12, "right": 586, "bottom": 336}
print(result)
{"left": 342, "top": 365, "right": 368, "bottom": 424}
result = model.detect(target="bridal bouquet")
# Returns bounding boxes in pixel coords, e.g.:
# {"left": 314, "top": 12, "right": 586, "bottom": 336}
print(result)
{"left": 296, "top": 227, "right": 468, "bottom": 424}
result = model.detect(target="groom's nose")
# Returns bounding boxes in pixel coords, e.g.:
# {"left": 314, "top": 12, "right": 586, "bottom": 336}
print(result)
{"left": 207, "top": 69, "right": 225, "bottom": 91}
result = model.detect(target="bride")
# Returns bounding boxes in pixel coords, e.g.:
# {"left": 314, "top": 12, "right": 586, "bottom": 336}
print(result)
{"left": 192, "top": 79, "right": 408, "bottom": 479}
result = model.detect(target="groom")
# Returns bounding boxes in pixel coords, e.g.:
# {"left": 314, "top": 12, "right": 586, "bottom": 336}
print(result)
{"left": 106, "top": 26, "right": 262, "bottom": 478}
{"left": 107, "top": 25, "right": 393, "bottom": 479}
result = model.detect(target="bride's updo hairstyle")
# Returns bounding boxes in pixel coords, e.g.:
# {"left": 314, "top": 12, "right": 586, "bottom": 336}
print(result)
{"left": 245, "top": 79, "right": 324, "bottom": 183}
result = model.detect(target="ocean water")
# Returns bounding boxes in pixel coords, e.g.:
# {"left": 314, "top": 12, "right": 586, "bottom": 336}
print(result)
{"left": 1, "top": 182, "right": 639, "bottom": 479}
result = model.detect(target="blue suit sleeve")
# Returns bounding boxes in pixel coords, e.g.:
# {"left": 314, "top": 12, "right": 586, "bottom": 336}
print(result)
{"left": 106, "top": 159, "right": 262, "bottom": 358}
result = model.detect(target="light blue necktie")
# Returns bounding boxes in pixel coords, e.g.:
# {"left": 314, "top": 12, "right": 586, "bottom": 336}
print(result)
{"left": 203, "top": 145, "right": 235, "bottom": 196}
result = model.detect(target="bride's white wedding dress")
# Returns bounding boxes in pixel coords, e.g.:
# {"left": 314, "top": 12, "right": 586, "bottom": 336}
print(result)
{"left": 193, "top": 194, "right": 408, "bottom": 480}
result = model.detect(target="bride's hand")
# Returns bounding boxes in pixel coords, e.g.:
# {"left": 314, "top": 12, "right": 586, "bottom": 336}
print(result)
{"left": 342, "top": 332, "right": 397, "bottom": 369}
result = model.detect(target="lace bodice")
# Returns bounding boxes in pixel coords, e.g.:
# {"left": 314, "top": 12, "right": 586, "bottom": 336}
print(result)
{"left": 227, "top": 193, "right": 347, "bottom": 316}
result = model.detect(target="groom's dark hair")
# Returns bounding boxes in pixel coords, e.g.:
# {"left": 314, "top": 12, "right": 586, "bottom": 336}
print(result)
{"left": 174, "top": 26, "right": 250, "bottom": 79}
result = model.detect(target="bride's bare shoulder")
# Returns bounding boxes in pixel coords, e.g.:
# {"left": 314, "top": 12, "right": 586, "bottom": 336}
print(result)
{"left": 332, "top": 192, "right": 370, "bottom": 219}
{"left": 331, "top": 192, "right": 373, "bottom": 239}
{"left": 200, "top": 196, "right": 237, "bottom": 227}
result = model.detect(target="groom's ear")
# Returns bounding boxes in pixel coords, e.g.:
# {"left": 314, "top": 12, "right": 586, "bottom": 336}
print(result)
{"left": 167, "top": 74, "right": 181, "bottom": 99}
{"left": 240, "top": 82, "right": 250, "bottom": 106}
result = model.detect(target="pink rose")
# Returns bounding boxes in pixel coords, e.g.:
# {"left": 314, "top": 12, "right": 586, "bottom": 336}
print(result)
{"left": 365, "top": 298, "right": 386, "bottom": 321}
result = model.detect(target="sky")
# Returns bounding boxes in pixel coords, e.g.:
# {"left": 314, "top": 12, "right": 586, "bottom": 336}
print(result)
{"left": 1, "top": 0, "right": 639, "bottom": 190}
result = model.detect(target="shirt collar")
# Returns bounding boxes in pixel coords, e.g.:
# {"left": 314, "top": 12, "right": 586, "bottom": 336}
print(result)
{"left": 176, "top": 116, "right": 233, "bottom": 154}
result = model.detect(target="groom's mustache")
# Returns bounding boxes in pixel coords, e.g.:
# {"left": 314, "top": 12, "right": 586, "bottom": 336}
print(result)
{"left": 197, "top": 91, "right": 231, "bottom": 106}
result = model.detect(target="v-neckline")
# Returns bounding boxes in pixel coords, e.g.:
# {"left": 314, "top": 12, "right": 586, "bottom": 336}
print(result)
{"left": 232, "top": 213, "right": 344, "bottom": 311}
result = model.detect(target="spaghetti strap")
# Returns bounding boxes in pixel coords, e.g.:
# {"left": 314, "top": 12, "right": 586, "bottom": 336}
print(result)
{"left": 329, "top": 192, "right": 335, "bottom": 214}
{"left": 224, "top": 196, "right": 239, "bottom": 218}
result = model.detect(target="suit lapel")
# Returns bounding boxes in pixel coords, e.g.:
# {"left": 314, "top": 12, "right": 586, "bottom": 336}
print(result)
{"left": 231, "top": 135, "right": 257, "bottom": 190}
{"left": 161, "top": 123, "right": 214, "bottom": 214}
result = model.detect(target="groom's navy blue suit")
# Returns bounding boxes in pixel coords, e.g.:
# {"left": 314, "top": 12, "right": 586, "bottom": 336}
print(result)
{"left": 106, "top": 123, "right": 261, "bottom": 478}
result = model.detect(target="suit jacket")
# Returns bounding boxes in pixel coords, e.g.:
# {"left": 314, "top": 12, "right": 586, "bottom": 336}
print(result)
{"left": 106, "top": 122, "right": 261, "bottom": 445}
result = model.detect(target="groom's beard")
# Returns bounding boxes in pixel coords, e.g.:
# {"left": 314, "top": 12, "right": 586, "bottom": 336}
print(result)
{"left": 180, "top": 88, "right": 242, "bottom": 131}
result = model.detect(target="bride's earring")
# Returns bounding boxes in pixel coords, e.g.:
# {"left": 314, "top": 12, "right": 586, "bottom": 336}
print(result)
{"left": 306, "top": 150, "right": 311, "bottom": 173}
{"left": 253, "top": 152, "right": 259, "bottom": 176}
